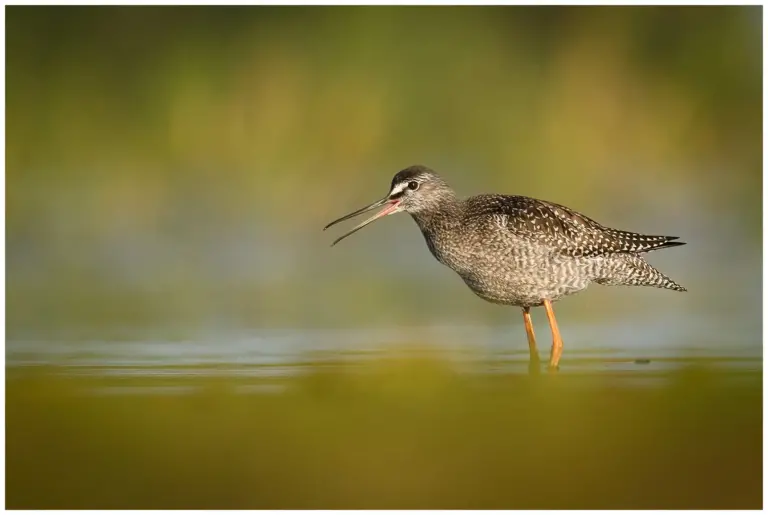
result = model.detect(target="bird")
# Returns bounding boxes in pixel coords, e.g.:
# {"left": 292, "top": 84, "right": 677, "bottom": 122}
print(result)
{"left": 323, "top": 165, "right": 686, "bottom": 371}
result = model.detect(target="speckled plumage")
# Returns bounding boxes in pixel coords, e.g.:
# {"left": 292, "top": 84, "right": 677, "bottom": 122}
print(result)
{"left": 387, "top": 166, "right": 686, "bottom": 308}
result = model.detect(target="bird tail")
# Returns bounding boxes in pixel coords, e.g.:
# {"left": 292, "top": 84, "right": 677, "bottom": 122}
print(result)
{"left": 595, "top": 254, "right": 687, "bottom": 292}
{"left": 608, "top": 232, "right": 686, "bottom": 254}
{"left": 653, "top": 270, "right": 687, "bottom": 292}
{"left": 643, "top": 236, "right": 686, "bottom": 252}
{"left": 630, "top": 256, "right": 687, "bottom": 292}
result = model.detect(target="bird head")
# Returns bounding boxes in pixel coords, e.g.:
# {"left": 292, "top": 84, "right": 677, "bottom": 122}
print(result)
{"left": 324, "top": 165, "right": 453, "bottom": 246}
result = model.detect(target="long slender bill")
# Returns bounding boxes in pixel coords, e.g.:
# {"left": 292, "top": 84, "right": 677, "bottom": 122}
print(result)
{"left": 325, "top": 198, "right": 401, "bottom": 246}
{"left": 324, "top": 197, "right": 388, "bottom": 231}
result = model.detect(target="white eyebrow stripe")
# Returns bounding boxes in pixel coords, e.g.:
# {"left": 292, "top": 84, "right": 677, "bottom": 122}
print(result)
{"left": 390, "top": 182, "right": 407, "bottom": 195}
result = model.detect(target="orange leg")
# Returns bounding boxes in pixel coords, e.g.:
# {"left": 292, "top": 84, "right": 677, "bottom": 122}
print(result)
{"left": 543, "top": 299, "right": 564, "bottom": 371}
{"left": 522, "top": 307, "right": 541, "bottom": 372}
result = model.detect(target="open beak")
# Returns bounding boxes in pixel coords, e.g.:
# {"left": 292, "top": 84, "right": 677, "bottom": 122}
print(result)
{"left": 324, "top": 196, "right": 401, "bottom": 246}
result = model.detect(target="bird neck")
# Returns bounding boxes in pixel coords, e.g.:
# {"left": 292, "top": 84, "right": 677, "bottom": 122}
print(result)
{"left": 409, "top": 194, "right": 463, "bottom": 232}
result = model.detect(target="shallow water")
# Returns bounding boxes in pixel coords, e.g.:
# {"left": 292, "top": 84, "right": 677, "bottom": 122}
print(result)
{"left": 7, "top": 314, "right": 761, "bottom": 393}
{"left": 7, "top": 298, "right": 762, "bottom": 510}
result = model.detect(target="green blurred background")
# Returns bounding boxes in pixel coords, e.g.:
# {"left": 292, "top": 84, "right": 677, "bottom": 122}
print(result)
{"left": 5, "top": 6, "right": 763, "bottom": 509}
{"left": 6, "top": 5, "right": 762, "bottom": 333}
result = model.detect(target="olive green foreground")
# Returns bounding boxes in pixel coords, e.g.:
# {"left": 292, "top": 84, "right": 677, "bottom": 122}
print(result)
{"left": 7, "top": 357, "right": 761, "bottom": 509}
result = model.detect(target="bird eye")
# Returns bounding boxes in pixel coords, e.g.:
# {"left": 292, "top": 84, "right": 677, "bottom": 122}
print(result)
{"left": 408, "top": 181, "right": 419, "bottom": 190}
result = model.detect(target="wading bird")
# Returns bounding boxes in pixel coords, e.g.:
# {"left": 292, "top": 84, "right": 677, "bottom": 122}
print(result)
{"left": 324, "top": 165, "right": 686, "bottom": 371}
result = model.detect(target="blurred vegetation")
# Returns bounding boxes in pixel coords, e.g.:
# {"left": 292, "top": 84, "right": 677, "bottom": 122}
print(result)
{"left": 6, "top": 356, "right": 762, "bottom": 509}
{"left": 7, "top": 6, "right": 760, "bottom": 213}
{"left": 5, "top": 6, "right": 762, "bottom": 332}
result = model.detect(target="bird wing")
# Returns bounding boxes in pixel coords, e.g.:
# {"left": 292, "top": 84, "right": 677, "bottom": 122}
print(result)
{"left": 473, "top": 195, "right": 682, "bottom": 257}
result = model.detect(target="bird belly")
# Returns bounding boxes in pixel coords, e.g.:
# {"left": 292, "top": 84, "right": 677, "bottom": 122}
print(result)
{"left": 452, "top": 253, "right": 593, "bottom": 307}
{"left": 423, "top": 230, "right": 592, "bottom": 307}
